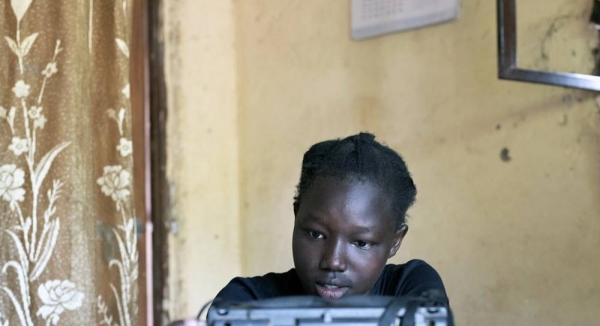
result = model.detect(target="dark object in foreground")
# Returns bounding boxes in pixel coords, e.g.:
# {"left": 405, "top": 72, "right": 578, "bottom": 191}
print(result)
{"left": 207, "top": 293, "right": 453, "bottom": 326}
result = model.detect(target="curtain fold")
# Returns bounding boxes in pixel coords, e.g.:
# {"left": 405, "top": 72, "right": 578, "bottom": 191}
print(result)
{"left": 0, "top": 0, "right": 139, "bottom": 325}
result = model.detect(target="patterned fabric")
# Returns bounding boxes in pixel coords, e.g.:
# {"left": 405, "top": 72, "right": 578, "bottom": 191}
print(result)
{"left": 0, "top": 0, "right": 138, "bottom": 325}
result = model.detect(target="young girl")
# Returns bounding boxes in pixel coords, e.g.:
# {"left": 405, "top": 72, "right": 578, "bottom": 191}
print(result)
{"left": 214, "top": 132, "right": 447, "bottom": 302}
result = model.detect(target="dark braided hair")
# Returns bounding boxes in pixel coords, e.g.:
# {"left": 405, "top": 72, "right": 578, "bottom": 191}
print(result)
{"left": 293, "top": 132, "right": 416, "bottom": 230}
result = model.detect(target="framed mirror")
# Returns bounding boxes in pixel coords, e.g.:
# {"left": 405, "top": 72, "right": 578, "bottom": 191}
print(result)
{"left": 497, "top": 0, "right": 600, "bottom": 91}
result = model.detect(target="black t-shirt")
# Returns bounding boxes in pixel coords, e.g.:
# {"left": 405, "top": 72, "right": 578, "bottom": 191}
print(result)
{"left": 214, "top": 259, "right": 448, "bottom": 303}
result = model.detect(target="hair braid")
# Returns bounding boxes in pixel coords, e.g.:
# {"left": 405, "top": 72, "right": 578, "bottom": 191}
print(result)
{"left": 293, "top": 132, "right": 416, "bottom": 230}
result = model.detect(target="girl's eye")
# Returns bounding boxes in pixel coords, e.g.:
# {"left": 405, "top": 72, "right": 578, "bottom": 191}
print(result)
{"left": 308, "top": 230, "right": 324, "bottom": 239}
{"left": 353, "top": 241, "right": 372, "bottom": 249}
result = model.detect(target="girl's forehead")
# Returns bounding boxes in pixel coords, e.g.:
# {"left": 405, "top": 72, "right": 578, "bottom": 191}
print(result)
{"left": 299, "top": 178, "right": 395, "bottom": 228}
{"left": 307, "top": 177, "right": 385, "bottom": 203}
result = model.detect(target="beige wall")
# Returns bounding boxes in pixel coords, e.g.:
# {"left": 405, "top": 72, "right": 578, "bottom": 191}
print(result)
{"left": 164, "top": 0, "right": 241, "bottom": 318}
{"left": 165, "top": 0, "right": 600, "bottom": 324}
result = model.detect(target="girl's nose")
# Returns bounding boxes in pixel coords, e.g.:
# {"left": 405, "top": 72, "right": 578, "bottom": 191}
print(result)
{"left": 319, "top": 240, "right": 347, "bottom": 272}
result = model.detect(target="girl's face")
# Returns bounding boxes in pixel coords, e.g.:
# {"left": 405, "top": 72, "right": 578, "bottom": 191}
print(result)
{"left": 292, "top": 177, "right": 407, "bottom": 299}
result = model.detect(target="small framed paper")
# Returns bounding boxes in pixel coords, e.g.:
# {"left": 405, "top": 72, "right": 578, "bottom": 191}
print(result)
{"left": 351, "top": 0, "right": 460, "bottom": 40}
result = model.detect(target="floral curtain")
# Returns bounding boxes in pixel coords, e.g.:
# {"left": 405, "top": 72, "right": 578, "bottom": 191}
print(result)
{"left": 0, "top": 0, "right": 139, "bottom": 325}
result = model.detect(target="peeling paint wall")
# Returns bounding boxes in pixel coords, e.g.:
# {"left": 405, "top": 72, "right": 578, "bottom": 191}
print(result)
{"left": 165, "top": 0, "right": 600, "bottom": 324}
{"left": 164, "top": 0, "right": 241, "bottom": 318}
{"left": 517, "top": 0, "right": 599, "bottom": 74}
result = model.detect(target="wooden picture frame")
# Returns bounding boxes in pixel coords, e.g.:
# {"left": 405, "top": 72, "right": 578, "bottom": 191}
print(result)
{"left": 131, "top": 0, "right": 169, "bottom": 324}
{"left": 497, "top": 0, "right": 600, "bottom": 91}
{"left": 145, "top": 0, "right": 170, "bottom": 323}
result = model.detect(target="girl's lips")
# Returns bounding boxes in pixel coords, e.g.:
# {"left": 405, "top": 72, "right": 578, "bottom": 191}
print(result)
{"left": 315, "top": 283, "right": 350, "bottom": 299}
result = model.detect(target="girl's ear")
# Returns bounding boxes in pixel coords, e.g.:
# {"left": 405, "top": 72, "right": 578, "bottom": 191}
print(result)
{"left": 388, "top": 224, "right": 408, "bottom": 258}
